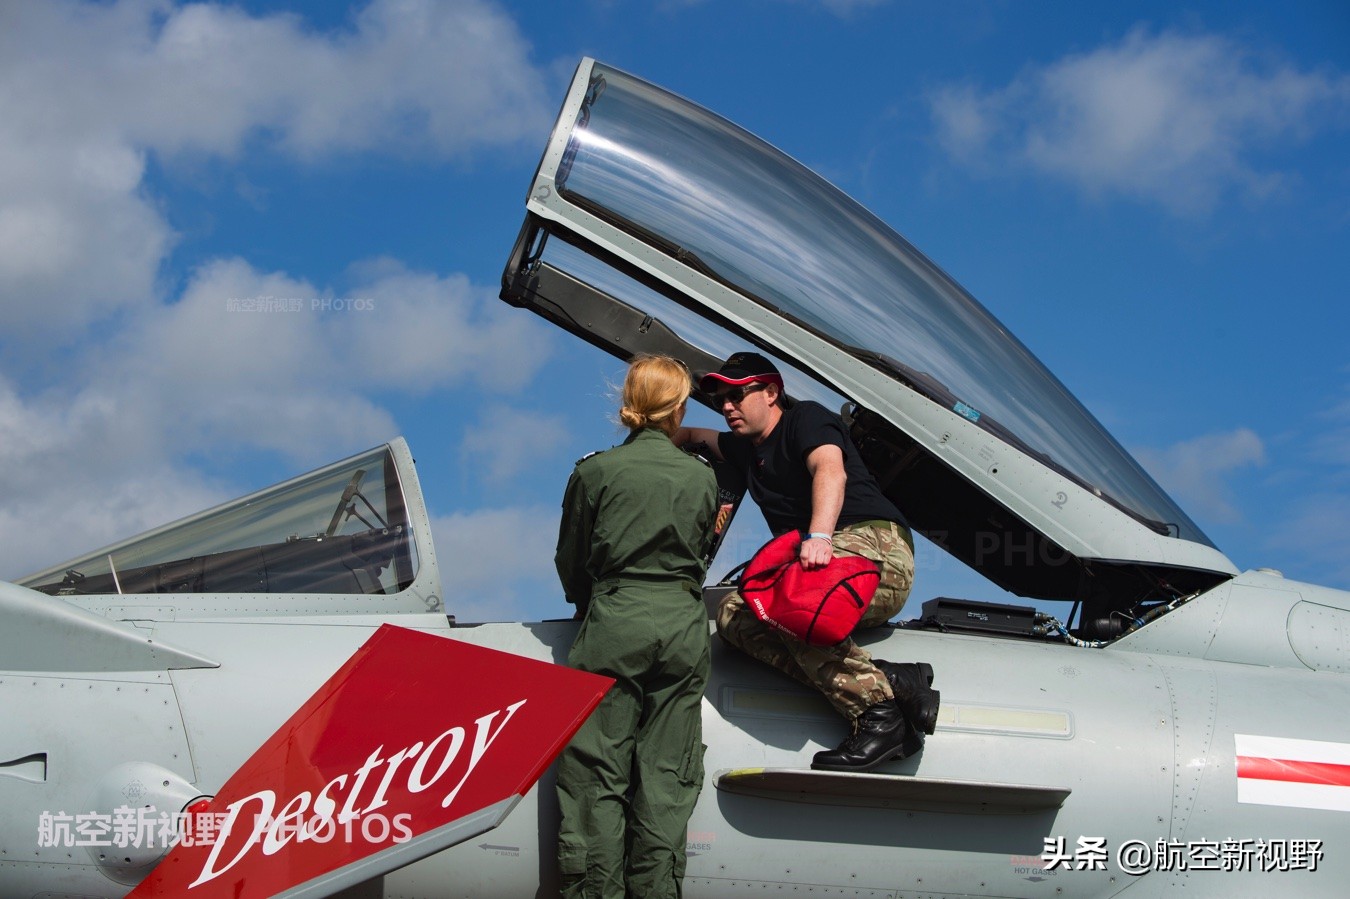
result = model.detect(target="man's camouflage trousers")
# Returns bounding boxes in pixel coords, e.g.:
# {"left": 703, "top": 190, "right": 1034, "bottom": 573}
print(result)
{"left": 716, "top": 519, "right": 914, "bottom": 719}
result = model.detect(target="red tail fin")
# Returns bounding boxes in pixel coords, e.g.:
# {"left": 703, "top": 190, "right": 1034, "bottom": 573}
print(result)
{"left": 128, "top": 624, "right": 610, "bottom": 898}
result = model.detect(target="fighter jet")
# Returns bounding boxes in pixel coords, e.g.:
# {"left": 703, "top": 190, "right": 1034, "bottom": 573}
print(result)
{"left": 2, "top": 57, "right": 1346, "bottom": 897}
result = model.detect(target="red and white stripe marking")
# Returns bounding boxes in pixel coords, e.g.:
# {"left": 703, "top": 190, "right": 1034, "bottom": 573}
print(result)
{"left": 1236, "top": 734, "right": 1350, "bottom": 813}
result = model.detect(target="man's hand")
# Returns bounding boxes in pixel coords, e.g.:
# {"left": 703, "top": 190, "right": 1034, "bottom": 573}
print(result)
{"left": 799, "top": 534, "right": 834, "bottom": 570}
{"left": 802, "top": 444, "right": 846, "bottom": 570}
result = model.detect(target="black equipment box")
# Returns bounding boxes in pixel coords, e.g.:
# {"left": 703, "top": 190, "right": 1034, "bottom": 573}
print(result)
{"left": 916, "top": 597, "right": 1039, "bottom": 637}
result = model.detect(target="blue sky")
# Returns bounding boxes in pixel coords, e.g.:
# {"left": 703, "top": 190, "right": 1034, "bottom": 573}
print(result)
{"left": 1, "top": 0, "right": 1347, "bottom": 621}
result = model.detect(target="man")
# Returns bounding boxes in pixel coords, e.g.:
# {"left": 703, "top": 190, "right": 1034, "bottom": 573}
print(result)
{"left": 672, "top": 351, "right": 938, "bottom": 772}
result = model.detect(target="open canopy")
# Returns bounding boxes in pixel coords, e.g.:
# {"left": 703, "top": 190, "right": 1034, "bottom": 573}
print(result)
{"left": 503, "top": 59, "right": 1237, "bottom": 613}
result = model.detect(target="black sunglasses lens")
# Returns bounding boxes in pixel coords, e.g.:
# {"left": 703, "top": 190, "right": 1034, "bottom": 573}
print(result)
{"left": 714, "top": 384, "right": 763, "bottom": 404}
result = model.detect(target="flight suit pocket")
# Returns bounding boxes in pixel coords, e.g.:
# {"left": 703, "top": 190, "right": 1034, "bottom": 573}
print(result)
{"left": 557, "top": 845, "right": 588, "bottom": 896}
{"left": 679, "top": 741, "right": 707, "bottom": 789}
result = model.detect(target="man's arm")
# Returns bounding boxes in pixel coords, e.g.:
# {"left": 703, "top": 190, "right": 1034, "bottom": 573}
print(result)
{"left": 801, "top": 444, "right": 846, "bottom": 570}
{"left": 670, "top": 426, "right": 724, "bottom": 461}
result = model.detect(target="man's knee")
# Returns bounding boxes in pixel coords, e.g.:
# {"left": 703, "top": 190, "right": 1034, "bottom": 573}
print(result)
{"left": 715, "top": 590, "right": 750, "bottom": 643}
{"left": 847, "top": 525, "right": 913, "bottom": 625}
{"left": 879, "top": 535, "right": 914, "bottom": 603}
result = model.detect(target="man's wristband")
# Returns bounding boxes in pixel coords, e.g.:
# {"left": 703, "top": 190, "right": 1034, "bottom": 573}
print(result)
{"left": 806, "top": 532, "right": 833, "bottom": 543}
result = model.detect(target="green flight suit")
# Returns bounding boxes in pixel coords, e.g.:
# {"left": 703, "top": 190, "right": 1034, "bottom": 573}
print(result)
{"left": 554, "top": 427, "right": 718, "bottom": 899}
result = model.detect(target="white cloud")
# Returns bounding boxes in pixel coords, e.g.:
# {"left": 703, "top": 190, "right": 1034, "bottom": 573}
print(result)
{"left": 143, "top": 0, "right": 550, "bottom": 160}
{"left": 0, "top": 250, "right": 556, "bottom": 577}
{"left": 1260, "top": 380, "right": 1350, "bottom": 587}
{"left": 91, "top": 258, "right": 399, "bottom": 461}
{"left": 460, "top": 407, "right": 574, "bottom": 485}
{"left": 930, "top": 27, "right": 1350, "bottom": 214}
{"left": 0, "top": 374, "right": 231, "bottom": 579}
{"left": 818, "top": 0, "right": 888, "bottom": 16}
{"left": 676, "top": 0, "right": 888, "bottom": 15}
{"left": 2, "top": 0, "right": 548, "bottom": 160}
{"left": 100, "top": 255, "right": 554, "bottom": 430}
{"left": 1134, "top": 428, "right": 1266, "bottom": 524}
{"left": 0, "top": 0, "right": 551, "bottom": 339}
{"left": 341, "top": 260, "right": 554, "bottom": 394}
{"left": 0, "top": 135, "right": 172, "bottom": 334}
{"left": 431, "top": 506, "right": 563, "bottom": 621}
{"left": 769, "top": 0, "right": 888, "bottom": 16}
{"left": 1310, "top": 384, "right": 1350, "bottom": 477}
{"left": 0, "top": 1, "right": 558, "bottom": 579}
{"left": 1266, "top": 495, "right": 1350, "bottom": 589}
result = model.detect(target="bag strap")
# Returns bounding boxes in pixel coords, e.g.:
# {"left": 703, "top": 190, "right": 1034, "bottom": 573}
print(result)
{"left": 717, "top": 559, "right": 750, "bottom": 587}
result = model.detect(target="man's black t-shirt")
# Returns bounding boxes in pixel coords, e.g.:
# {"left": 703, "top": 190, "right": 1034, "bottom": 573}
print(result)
{"left": 718, "top": 400, "right": 905, "bottom": 535}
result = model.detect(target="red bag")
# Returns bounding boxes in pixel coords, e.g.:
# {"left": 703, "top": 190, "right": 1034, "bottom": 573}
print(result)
{"left": 739, "top": 530, "right": 880, "bottom": 646}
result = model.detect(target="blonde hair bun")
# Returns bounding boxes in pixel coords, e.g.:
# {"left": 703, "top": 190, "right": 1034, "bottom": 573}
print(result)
{"left": 619, "top": 355, "right": 691, "bottom": 435}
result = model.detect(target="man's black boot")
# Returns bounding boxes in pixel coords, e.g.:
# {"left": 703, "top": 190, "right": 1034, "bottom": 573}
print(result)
{"left": 811, "top": 699, "right": 917, "bottom": 772}
{"left": 876, "top": 660, "right": 940, "bottom": 736}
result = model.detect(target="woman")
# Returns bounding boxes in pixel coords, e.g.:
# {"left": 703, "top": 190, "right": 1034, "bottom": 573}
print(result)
{"left": 553, "top": 355, "right": 718, "bottom": 899}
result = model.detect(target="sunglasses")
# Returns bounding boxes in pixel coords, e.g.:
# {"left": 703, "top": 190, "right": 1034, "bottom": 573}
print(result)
{"left": 712, "top": 383, "right": 767, "bottom": 405}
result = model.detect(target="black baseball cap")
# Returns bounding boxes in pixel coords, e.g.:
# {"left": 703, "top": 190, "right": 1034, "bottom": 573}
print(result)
{"left": 698, "top": 352, "right": 784, "bottom": 392}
